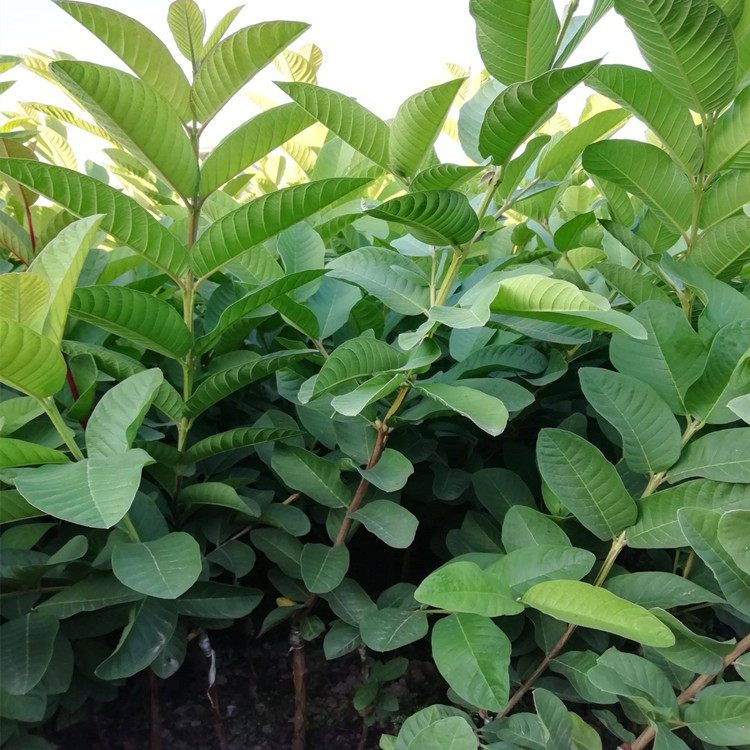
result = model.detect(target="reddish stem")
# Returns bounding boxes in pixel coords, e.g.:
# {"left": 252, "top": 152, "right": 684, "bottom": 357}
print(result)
{"left": 64, "top": 355, "right": 88, "bottom": 429}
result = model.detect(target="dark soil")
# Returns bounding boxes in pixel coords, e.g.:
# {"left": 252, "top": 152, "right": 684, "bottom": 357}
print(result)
{"left": 48, "top": 624, "right": 445, "bottom": 750}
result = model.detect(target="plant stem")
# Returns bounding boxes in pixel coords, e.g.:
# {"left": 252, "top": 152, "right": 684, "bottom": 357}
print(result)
{"left": 290, "top": 624, "right": 307, "bottom": 750}
{"left": 629, "top": 632, "right": 750, "bottom": 750}
{"left": 40, "top": 397, "right": 84, "bottom": 460}
{"left": 555, "top": 0, "right": 580, "bottom": 51}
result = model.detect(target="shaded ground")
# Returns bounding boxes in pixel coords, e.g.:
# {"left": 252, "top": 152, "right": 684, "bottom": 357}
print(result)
{"left": 49, "top": 625, "right": 444, "bottom": 750}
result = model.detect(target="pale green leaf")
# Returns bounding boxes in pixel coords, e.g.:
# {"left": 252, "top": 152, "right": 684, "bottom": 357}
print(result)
{"left": 0, "top": 273, "right": 49, "bottom": 330}
{"left": 0, "top": 438, "right": 69, "bottom": 468}
{"left": 690, "top": 215, "right": 750, "bottom": 280}
{"left": 415, "top": 383, "right": 508, "bottom": 436}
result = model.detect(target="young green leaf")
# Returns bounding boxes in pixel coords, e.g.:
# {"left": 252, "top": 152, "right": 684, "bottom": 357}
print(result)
{"left": 0, "top": 272, "right": 49, "bottom": 330}
{"left": 0, "top": 438, "right": 70, "bottom": 468}
{"left": 521, "top": 580, "right": 675, "bottom": 647}
{"left": 167, "top": 0, "right": 205, "bottom": 64}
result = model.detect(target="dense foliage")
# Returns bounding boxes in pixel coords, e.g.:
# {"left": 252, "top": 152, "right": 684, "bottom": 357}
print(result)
{"left": 0, "top": 0, "right": 749, "bottom": 748}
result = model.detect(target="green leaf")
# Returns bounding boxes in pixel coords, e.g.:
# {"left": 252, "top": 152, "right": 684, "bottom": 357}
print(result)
{"left": 331, "top": 373, "right": 404, "bottom": 417}
{"left": 431, "top": 613, "right": 510, "bottom": 712}
{"left": 57, "top": 1, "right": 192, "bottom": 121}
{"left": 390, "top": 78, "right": 464, "bottom": 179}
{"left": 700, "top": 171, "right": 750, "bottom": 230}
{"left": 414, "top": 560, "right": 523, "bottom": 617}
{"left": 95, "top": 598, "right": 177, "bottom": 680}
{"left": 272, "top": 444, "right": 349, "bottom": 508}
{"left": 479, "top": 60, "right": 599, "bottom": 165}
{"left": 598, "top": 262, "right": 672, "bottom": 306}
{"left": 0, "top": 159, "right": 188, "bottom": 278}
{"left": 609, "top": 301, "right": 707, "bottom": 415}
{"left": 14, "top": 448, "right": 153, "bottom": 528}
{"left": 410, "top": 164, "right": 483, "bottom": 192}
{"left": 0, "top": 272, "right": 49, "bottom": 330}
{"left": 537, "top": 428, "right": 637, "bottom": 540}
{"left": 183, "top": 426, "right": 300, "bottom": 464}
{"left": 414, "top": 383, "right": 508, "bottom": 436}
{"left": 300, "top": 543, "right": 349, "bottom": 593}
{"left": 35, "top": 574, "right": 142, "bottom": 618}
{"left": 0, "top": 320, "right": 66, "bottom": 398}
{"left": 277, "top": 81, "right": 390, "bottom": 168}
{"left": 202, "top": 6, "right": 241, "bottom": 56}
{"left": 199, "top": 104, "right": 313, "bottom": 195}
{"left": 605, "top": 572, "right": 724, "bottom": 608}
{"left": 679, "top": 507, "right": 750, "bottom": 614}
{"left": 0, "top": 613, "right": 58, "bottom": 695}
{"left": 627, "top": 479, "right": 750, "bottom": 548}
{"left": 196, "top": 270, "right": 325, "bottom": 354}
{"left": 686, "top": 319, "right": 750, "bottom": 424}
{"left": 192, "top": 21, "right": 309, "bottom": 123}
{"left": 0, "top": 490, "right": 45, "bottom": 523}
{"left": 522, "top": 581, "right": 675, "bottom": 647}
{"left": 493, "top": 546, "right": 595, "bottom": 597}
{"left": 501, "top": 506, "right": 569, "bottom": 550}
{"left": 706, "top": 84, "right": 750, "bottom": 172}
{"left": 359, "top": 608, "right": 429, "bottom": 652}
{"left": 70, "top": 286, "right": 192, "bottom": 359}
{"left": 367, "top": 190, "right": 478, "bottom": 246}
{"left": 112, "top": 532, "right": 201, "bottom": 599}
{"left": 358, "top": 449, "right": 414, "bottom": 492}
{"left": 614, "top": 0, "right": 737, "bottom": 115}
{"left": 26, "top": 214, "right": 103, "bottom": 345}
{"left": 668, "top": 428, "right": 750, "bottom": 483}
{"left": 491, "top": 274, "right": 647, "bottom": 338}
{"left": 690, "top": 215, "right": 750, "bottom": 280}
{"left": 186, "top": 350, "right": 314, "bottom": 419}
{"left": 50, "top": 61, "right": 197, "bottom": 197}
{"left": 684, "top": 694, "right": 750, "bottom": 745}
{"left": 175, "top": 582, "right": 262, "bottom": 618}
{"left": 327, "top": 246, "right": 430, "bottom": 316}
{"left": 167, "top": 0, "right": 205, "bottom": 64}
{"left": 0, "top": 438, "right": 69, "bottom": 468}
{"left": 0, "top": 212, "right": 33, "bottom": 266}
{"left": 349, "top": 500, "right": 418, "bottom": 549}
{"left": 85, "top": 369, "right": 163, "bottom": 459}
{"left": 718, "top": 509, "right": 750, "bottom": 575}
{"left": 583, "top": 140, "right": 692, "bottom": 233}
{"left": 178, "top": 482, "right": 260, "bottom": 518}
{"left": 191, "top": 178, "right": 369, "bottom": 279}
{"left": 579, "top": 367, "right": 682, "bottom": 473}
{"left": 470, "top": 0, "right": 559, "bottom": 85}
{"left": 587, "top": 64, "right": 702, "bottom": 173}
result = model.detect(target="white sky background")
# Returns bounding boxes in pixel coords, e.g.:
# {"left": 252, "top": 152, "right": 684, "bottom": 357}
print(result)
{"left": 0, "top": 0, "right": 647, "bottom": 164}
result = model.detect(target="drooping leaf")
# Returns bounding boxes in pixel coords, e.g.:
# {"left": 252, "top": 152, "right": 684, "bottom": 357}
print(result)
{"left": 0, "top": 159, "right": 188, "bottom": 278}
{"left": 70, "top": 286, "right": 192, "bottom": 359}
{"left": 112, "top": 532, "right": 202, "bottom": 599}
{"left": 614, "top": 0, "right": 738, "bottom": 115}
{"left": 50, "top": 61, "right": 198, "bottom": 197}
{"left": 390, "top": 78, "right": 464, "bottom": 179}
{"left": 276, "top": 81, "right": 390, "bottom": 168}
{"left": 191, "top": 21, "right": 309, "bottom": 124}
{"left": 191, "top": 178, "right": 370, "bottom": 279}
{"left": 579, "top": 367, "right": 682, "bottom": 473}
{"left": 522, "top": 581, "right": 675, "bottom": 647}
{"left": 199, "top": 104, "right": 314, "bottom": 195}
{"left": 536, "top": 428, "right": 637, "bottom": 540}
{"left": 14, "top": 448, "right": 153, "bottom": 528}
{"left": 57, "top": 1, "right": 192, "bottom": 121}
{"left": 479, "top": 61, "right": 599, "bottom": 165}
{"left": 470, "top": 0, "right": 559, "bottom": 85}
{"left": 432, "top": 613, "right": 511, "bottom": 712}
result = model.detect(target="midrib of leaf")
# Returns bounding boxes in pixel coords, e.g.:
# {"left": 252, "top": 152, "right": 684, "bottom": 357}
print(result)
{"left": 454, "top": 616, "right": 496, "bottom": 698}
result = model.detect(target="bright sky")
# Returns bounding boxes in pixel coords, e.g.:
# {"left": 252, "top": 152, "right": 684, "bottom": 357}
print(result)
{"left": 0, "top": 0, "right": 646, "bottom": 163}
